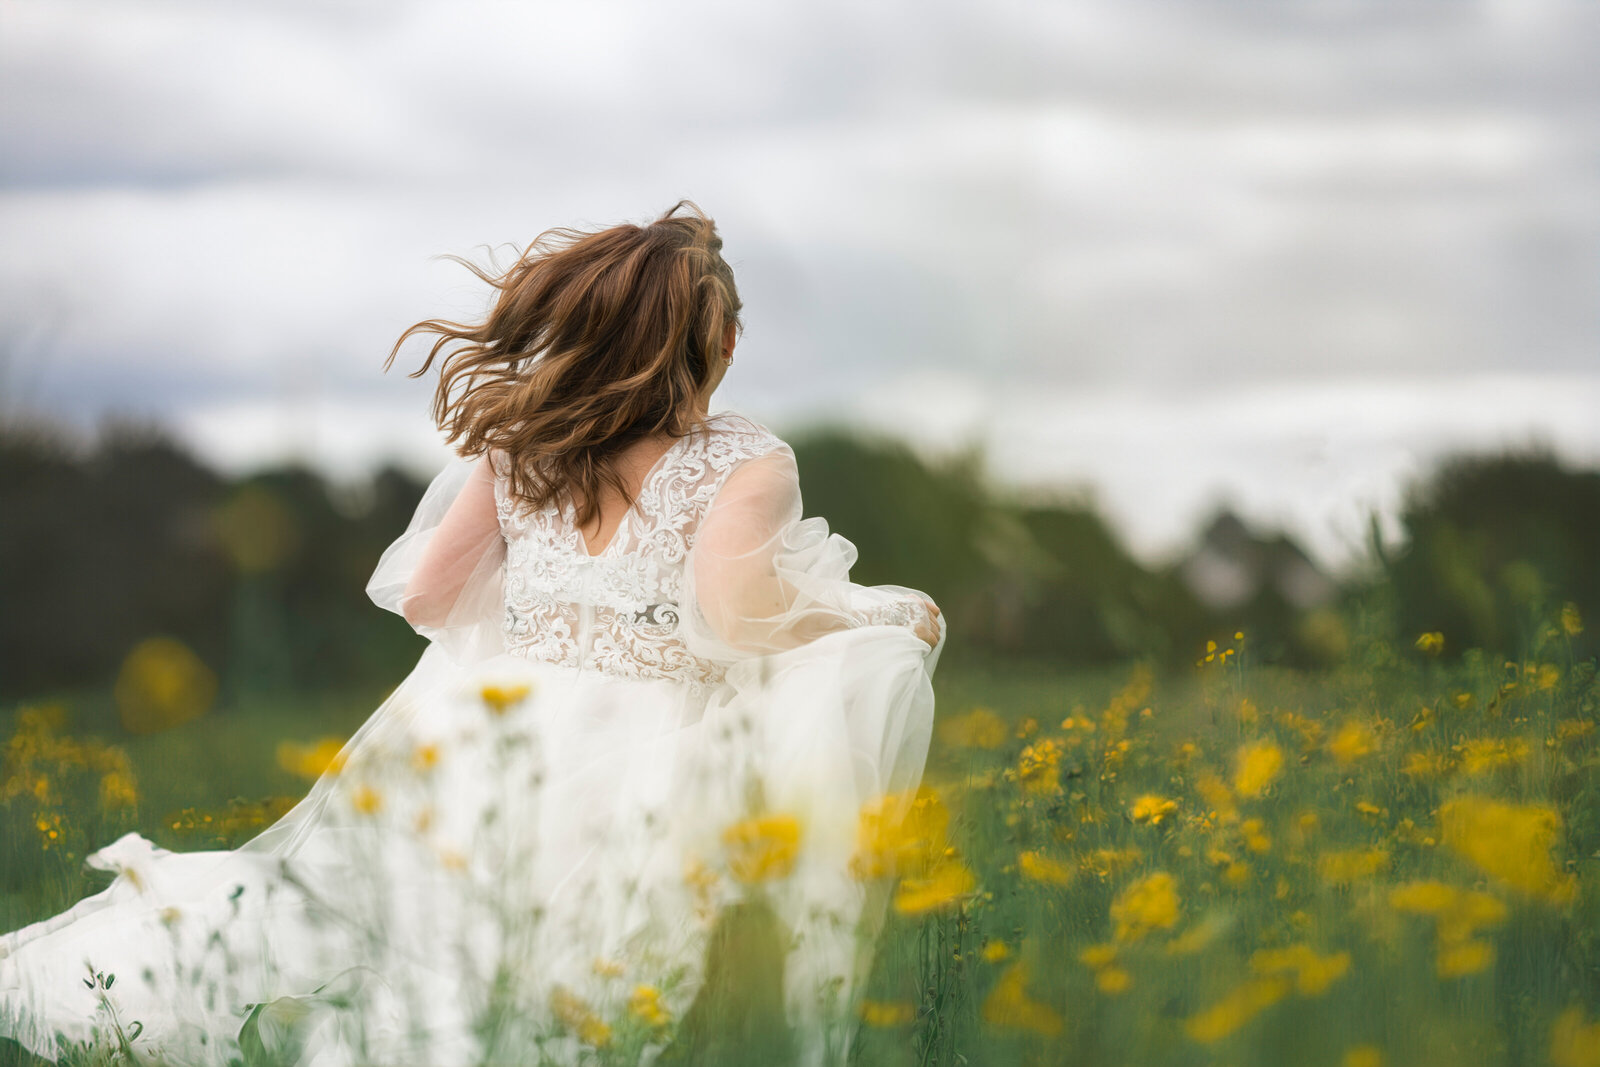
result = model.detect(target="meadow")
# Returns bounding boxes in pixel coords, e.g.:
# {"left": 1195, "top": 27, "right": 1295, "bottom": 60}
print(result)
{"left": 2, "top": 604, "right": 1597, "bottom": 1067}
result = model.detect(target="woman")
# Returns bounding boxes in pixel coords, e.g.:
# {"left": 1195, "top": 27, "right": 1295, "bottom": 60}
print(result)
{"left": 0, "top": 201, "right": 944, "bottom": 1066}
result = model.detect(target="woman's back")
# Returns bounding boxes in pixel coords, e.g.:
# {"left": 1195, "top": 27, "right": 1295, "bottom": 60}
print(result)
{"left": 493, "top": 411, "right": 785, "bottom": 689}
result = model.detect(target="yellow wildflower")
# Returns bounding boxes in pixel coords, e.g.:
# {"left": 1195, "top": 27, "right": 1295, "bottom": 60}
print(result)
{"left": 1551, "top": 1006, "right": 1600, "bottom": 1067}
{"left": 577, "top": 1017, "right": 612, "bottom": 1047}
{"left": 1439, "top": 796, "right": 1576, "bottom": 903}
{"left": 1560, "top": 602, "right": 1584, "bottom": 637}
{"left": 351, "top": 784, "right": 383, "bottom": 816}
{"left": 1166, "top": 913, "right": 1230, "bottom": 957}
{"left": 1455, "top": 737, "right": 1528, "bottom": 775}
{"left": 980, "top": 961, "right": 1063, "bottom": 1037}
{"left": 276, "top": 737, "right": 348, "bottom": 779}
{"left": 1081, "top": 846, "right": 1143, "bottom": 881}
{"left": 1233, "top": 741, "right": 1284, "bottom": 798}
{"left": 1078, "top": 943, "right": 1118, "bottom": 969}
{"left": 1435, "top": 939, "right": 1494, "bottom": 978}
{"left": 1390, "top": 879, "right": 1508, "bottom": 977}
{"left": 1537, "top": 664, "right": 1561, "bottom": 691}
{"left": 1016, "top": 738, "right": 1064, "bottom": 796}
{"left": 551, "top": 987, "right": 611, "bottom": 1047}
{"left": 1402, "top": 751, "right": 1450, "bottom": 780}
{"left": 1250, "top": 944, "right": 1350, "bottom": 996}
{"left": 1100, "top": 663, "right": 1153, "bottom": 741}
{"left": 1184, "top": 976, "right": 1290, "bottom": 1043}
{"left": 1095, "top": 967, "right": 1131, "bottom": 994}
{"left": 1196, "top": 772, "right": 1239, "bottom": 825}
{"left": 114, "top": 637, "right": 217, "bottom": 734}
{"left": 851, "top": 786, "right": 950, "bottom": 879}
{"left": 1103, "top": 738, "right": 1132, "bottom": 777}
{"left": 1317, "top": 849, "right": 1389, "bottom": 884}
{"left": 1557, "top": 719, "right": 1595, "bottom": 743}
{"left": 1079, "top": 939, "right": 1134, "bottom": 993}
{"left": 1241, "top": 818, "right": 1272, "bottom": 853}
{"left": 1130, "top": 794, "right": 1179, "bottom": 825}
{"left": 982, "top": 941, "right": 1011, "bottom": 963}
{"left": 628, "top": 985, "right": 671, "bottom": 1028}
{"left": 1415, "top": 631, "right": 1445, "bottom": 655}
{"left": 683, "top": 857, "right": 720, "bottom": 918}
{"left": 938, "top": 707, "right": 1009, "bottom": 749}
{"left": 722, "top": 814, "right": 802, "bottom": 884}
{"left": 1276, "top": 710, "right": 1325, "bottom": 750}
{"left": 1344, "top": 1046, "right": 1385, "bottom": 1067}
{"left": 480, "top": 683, "right": 532, "bottom": 715}
{"left": 98, "top": 771, "right": 140, "bottom": 811}
{"left": 1388, "top": 881, "right": 1460, "bottom": 915}
{"left": 860, "top": 1000, "right": 916, "bottom": 1027}
{"left": 1111, "top": 871, "right": 1181, "bottom": 942}
{"left": 894, "top": 859, "right": 977, "bottom": 916}
{"left": 1327, "top": 721, "right": 1377, "bottom": 765}
{"left": 1018, "top": 850, "right": 1075, "bottom": 887}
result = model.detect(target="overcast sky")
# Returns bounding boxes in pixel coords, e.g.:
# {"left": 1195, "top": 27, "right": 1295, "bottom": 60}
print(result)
{"left": 3, "top": 0, "right": 1596, "bottom": 567}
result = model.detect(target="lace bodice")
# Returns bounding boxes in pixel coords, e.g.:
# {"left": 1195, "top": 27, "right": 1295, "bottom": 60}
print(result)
{"left": 491, "top": 412, "right": 785, "bottom": 690}
{"left": 368, "top": 409, "right": 939, "bottom": 688}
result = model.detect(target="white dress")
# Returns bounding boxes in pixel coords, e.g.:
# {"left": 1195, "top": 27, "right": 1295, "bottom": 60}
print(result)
{"left": 0, "top": 410, "right": 944, "bottom": 1066}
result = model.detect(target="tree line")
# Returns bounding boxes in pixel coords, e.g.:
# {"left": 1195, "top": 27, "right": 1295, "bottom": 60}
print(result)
{"left": 1, "top": 419, "right": 1594, "bottom": 703}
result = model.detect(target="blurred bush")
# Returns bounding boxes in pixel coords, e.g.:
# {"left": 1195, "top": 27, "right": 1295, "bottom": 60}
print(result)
{"left": 1382, "top": 449, "right": 1599, "bottom": 663}
{"left": 113, "top": 635, "right": 217, "bottom": 734}
{"left": 0, "top": 420, "right": 428, "bottom": 702}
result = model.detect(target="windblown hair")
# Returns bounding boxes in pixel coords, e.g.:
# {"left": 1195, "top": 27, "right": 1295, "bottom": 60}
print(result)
{"left": 386, "top": 199, "right": 743, "bottom": 527}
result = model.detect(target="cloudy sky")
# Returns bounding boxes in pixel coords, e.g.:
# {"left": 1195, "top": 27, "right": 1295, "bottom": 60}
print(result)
{"left": 3, "top": 0, "right": 1596, "bottom": 568}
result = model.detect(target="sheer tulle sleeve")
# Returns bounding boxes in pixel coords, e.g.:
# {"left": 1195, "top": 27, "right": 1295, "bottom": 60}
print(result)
{"left": 365, "top": 452, "right": 507, "bottom": 666}
{"left": 678, "top": 444, "right": 945, "bottom": 664}
{"left": 676, "top": 442, "right": 944, "bottom": 1052}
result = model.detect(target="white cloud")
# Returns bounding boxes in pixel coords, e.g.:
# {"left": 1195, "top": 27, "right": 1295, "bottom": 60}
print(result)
{"left": 3, "top": 0, "right": 1597, "bottom": 569}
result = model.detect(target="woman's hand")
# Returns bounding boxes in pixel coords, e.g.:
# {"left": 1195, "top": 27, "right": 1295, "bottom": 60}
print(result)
{"left": 914, "top": 598, "right": 942, "bottom": 648}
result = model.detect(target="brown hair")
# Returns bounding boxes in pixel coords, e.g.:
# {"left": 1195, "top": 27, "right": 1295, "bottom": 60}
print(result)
{"left": 385, "top": 199, "right": 743, "bottom": 526}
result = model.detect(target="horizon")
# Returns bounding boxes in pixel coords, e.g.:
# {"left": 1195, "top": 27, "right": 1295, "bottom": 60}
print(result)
{"left": 10, "top": 376, "right": 1592, "bottom": 581}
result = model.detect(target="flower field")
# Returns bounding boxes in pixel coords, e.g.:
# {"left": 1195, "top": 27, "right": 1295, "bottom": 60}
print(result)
{"left": 852, "top": 615, "right": 1598, "bottom": 1067}
{"left": 2, "top": 607, "right": 1597, "bottom": 1066}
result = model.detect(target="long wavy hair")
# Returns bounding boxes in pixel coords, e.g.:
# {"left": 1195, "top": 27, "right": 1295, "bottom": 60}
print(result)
{"left": 386, "top": 200, "right": 743, "bottom": 527}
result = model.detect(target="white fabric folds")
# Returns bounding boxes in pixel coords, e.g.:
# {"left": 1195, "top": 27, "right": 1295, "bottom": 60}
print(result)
{"left": 0, "top": 411, "right": 943, "bottom": 1066}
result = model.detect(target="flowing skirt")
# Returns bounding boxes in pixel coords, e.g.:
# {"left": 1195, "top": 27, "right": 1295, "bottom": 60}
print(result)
{"left": 0, "top": 625, "right": 936, "bottom": 1066}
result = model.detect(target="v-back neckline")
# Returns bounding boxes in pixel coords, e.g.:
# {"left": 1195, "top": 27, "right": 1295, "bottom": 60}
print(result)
{"left": 568, "top": 432, "right": 692, "bottom": 559}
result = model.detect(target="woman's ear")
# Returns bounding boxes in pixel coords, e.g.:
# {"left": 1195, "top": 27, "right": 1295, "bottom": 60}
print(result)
{"left": 722, "top": 320, "right": 738, "bottom": 362}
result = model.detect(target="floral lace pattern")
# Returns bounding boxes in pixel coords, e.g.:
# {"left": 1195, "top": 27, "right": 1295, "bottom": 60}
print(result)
{"left": 859, "top": 595, "right": 932, "bottom": 633}
{"left": 492, "top": 413, "right": 785, "bottom": 689}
